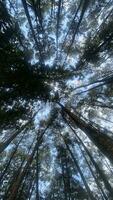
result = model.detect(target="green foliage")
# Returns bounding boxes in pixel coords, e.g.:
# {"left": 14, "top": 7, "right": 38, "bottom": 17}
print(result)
{"left": 1, "top": 0, "right": 113, "bottom": 199}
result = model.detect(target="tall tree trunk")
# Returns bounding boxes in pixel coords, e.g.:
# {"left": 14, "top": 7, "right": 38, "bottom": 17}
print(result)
{"left": 59, "top": 102, "right": 113, "bottom": 164}
{"left": 0, "top": 128, "right": 25, "bottom": 154}
{"left": 0, "top": 132, "right": 24, "bottom": 185}
{"left": 17, "top": 169, "right": 35, "bottom": 200}
{"left": 60, "top": 156, "right": 68, "bottom": 200}
{"left": 7, "top": 122, "right": 51, "bottom": 200}
{"left": 79, "top": 143, "right": 108, "bottom": 200}
{"left": 0, "top": 114, "right": 35, "bottom": 154}
{"left": 28, "top": 180, "right": 35, "bottom": 200}
{"left": 35, "top": 120, "right": 53, "bottom": 199}
{"left": 8, "top": 143, "right": 37, "bottom": 200}
{"left": 61, "top": 0, "right": 83, "bottom": 51}
{"left": 60, "top": 133, "right": 96, "bottom": 200}
{"left": 73, "top": 73, "right": 113, "bottom": 95}
{"left": 50, "top": 0, "right": 54, "bottom": 18}
{"left": 63, "top": 116, "right": 113, "bottom": 198}
{"left": 25, "top": 176, "right": 35, "bottom": 200}
{"left": 3, "top": 156, "right": 27, "bottom": 200}
{"left": 30, "top": 0, "right": 44, "bottom": 33}
{"left": 36, "top": 140, "right": 39, "bottom": 200}
{"left": 4, "top": 138, "right": 35, "bottom": 200}
{"left": 59, "top": 146, "right": 71, "bottom": 200}
{"left": 21, "top": 0, "right": 44, "bottom": 64}
{"left": 65, "top": 0, "right": 90, "bottom": 61}
{"left": 56, "top": 0, "right": 62, "bottom": 48}
{"left": 37, "top": 0, "right": 43, "bottom": 30}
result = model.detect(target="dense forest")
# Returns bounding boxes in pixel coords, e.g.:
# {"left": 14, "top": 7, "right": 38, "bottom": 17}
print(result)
{"left": 1, "top": 0, "right": 113, "bottom": 199}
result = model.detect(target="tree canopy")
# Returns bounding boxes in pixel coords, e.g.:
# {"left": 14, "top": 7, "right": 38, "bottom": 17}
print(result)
{"left": 0, "top": 0, "right": 113, "bottom": 199}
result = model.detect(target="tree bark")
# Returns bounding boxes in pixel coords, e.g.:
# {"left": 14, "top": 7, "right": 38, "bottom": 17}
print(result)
{"left": 7, "top": 122, "right": 51, "bottom": 200}
{"left": 28, "top": 180, "right": 35, "bottom": 200}
{"left": 0, "top": 114, "right": 35, "bottom": 154}
{"left": 79, "top": 144, "right": 108, "bottom": 200}
{"left": 66, "top": 0, "right": 90, "bottom": 57}
{"left": 36, "top": 141, "right": 39, "bottom": 200}
{"left": 63, "top": 117, "right": 113, "bottom": 198}
{"left": 60, "top": 156, "right": 68, "bottom": 200}
{"left": 4, "top": 138, "right": 35, "bottom": 200}
{"left": 60, "top": 133, "right": 96, "bottom": 200}
{"left": 21, "top": 0, "right": 43, "bottom": 64}
{"left": 8, "top": 143, "right": 37, "bottom": 200}
{"left": 59, "top": 102, "right": 113, "bottom": 164}
{"left": 0, "top": 132, "right": 24, "bottom": 185}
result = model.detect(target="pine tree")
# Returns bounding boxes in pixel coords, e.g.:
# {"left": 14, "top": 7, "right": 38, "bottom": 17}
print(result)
{"left": 1, "top": 0, "right": 113, "bottom": 199}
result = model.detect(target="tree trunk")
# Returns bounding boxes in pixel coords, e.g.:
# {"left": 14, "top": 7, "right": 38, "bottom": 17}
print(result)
{"left": 67, "top": 0, "right": 90, "bottom": 55}
{"left": 28, "top": 180, "right": 35, "bottom": 200}
{"left": 63, "top": 0, "right": 83, "bottom": 44}
{"left": 25, "top": 177, "right": 35, "bottom": 200}
{"left": 0, "top": 132, "right": 24, "bottom": 185}
{"left": 36, "top": 141, "right": 39, "bottom": 200}
{"left": 79, "top": 143, "right": 108, "bottom": 200}
{"left": 17, "top": 169, "right": 35, "bottom": 200}
{"left": 60, "top": 156, "right": 68, "bottom": 200}
{"left": 8, "top": 143, "right": 37, "bottom": 200}
{"left": 21, "top": 0, "right": 43, "bottom": 64}
{"left": 60, "top": 133, "right": 96, "bottom": 200}
{"left": 7, "top": 122, "right": 51, "bottom": 200}
{"left": 59, "top": 103, "right": 113, "bottom": 164}
{"left": 0, "top": 114, "right": 35, "bottom": 154}
{"left": 4, "top": 138, "right": 35, "bottom": 199}
{"left": 63, "top": 117, "right": 113, "bottom": 198}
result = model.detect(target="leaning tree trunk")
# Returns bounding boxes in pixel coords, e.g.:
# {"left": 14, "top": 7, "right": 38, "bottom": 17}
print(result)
{"left": 67, "top": 0, "right": 90, "bottom": 56}
{"left": 26, "top": 180, "right": 34, "bottom": 199}
{"left": 0, "top": 113, "right": 36, "bottom": 154}
{"left": 17, "top": 168, "right": 35, "bottom": 200}
{"left": 4, "top": 138, "right": 35, "bottom": 200}
{"left": 63, "top": 116, "right": 113, "bottom": 198}
{"left": 0, "top": 132, "right": 24, "bottom": 185}
{"left": 7, "top": 122, "right": 51, "bottom": 200}
{"left": 79, "top": 143, "right": 108, "bottom": 200}
{"left": 61, "top": 0, "right": 83, "bottom": 51}
{"left": 59, "top": 102, "right": 113, "bottom": 164}
{"left": 8, "top": 143, "right": 37, "bottom": 200}
{"left": 60, "top": 133, "right": 96, "bottom": 200}
{"left": 21, "top": 0, "right": 43, "bottom": 64}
